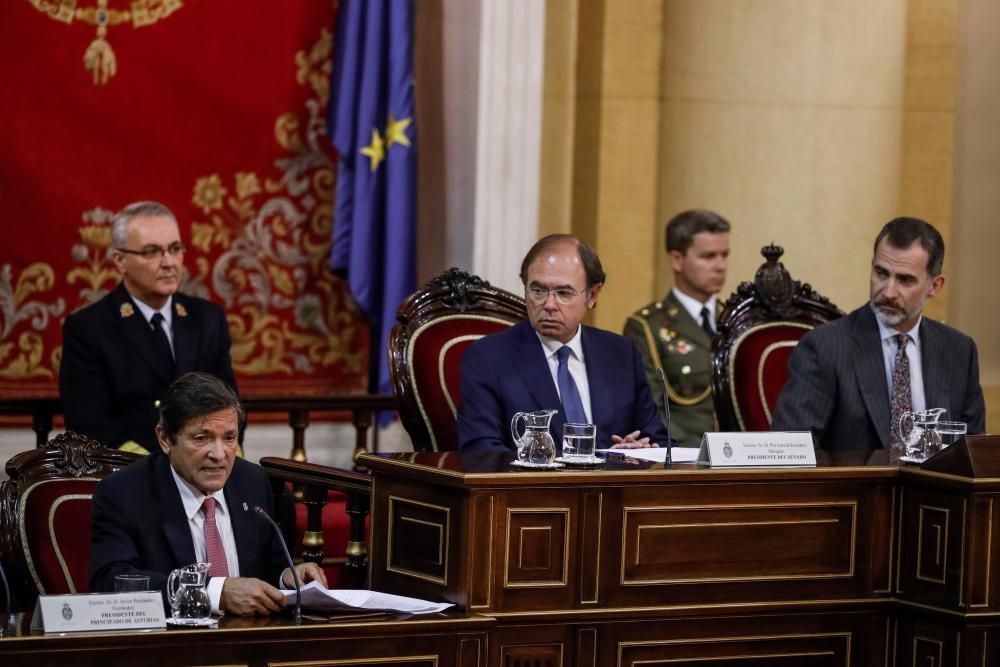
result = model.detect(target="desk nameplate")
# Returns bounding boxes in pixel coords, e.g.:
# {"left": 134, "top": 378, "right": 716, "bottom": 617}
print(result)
{"left": 31, "top": 592, "right": 165, "bottom": 633}
{"left": 698, "top": 431, "right": 816, "bottom": 468}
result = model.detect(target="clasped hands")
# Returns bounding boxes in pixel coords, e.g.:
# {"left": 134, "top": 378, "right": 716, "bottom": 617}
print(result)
{"left": 609, "top": 430, "right": 659, "bottom": 449}
{"left": 220, "top": 562, "right": 326, "bottom": 616}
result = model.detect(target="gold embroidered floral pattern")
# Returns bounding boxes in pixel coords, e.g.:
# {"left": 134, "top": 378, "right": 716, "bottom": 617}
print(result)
{"left": 0, "top": 263, "right": 66, "bottom": 379}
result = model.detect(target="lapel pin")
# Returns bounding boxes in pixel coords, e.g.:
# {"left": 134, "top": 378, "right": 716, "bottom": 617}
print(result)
{"left": 243, "top": 502, "right": 249, "bottom": 512}
{"left": 119, "top": 303, "right": 134, "bottom": 318}
{"left": 175, "top": 302, "right": 188, "bottom": 317}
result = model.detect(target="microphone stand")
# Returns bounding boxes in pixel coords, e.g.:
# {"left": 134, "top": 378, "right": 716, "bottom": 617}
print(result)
{"left": 656, "top": 368, "right": 674, "bottom": 467}
{"left": 254, "top": 506, "right": 301, "bottom": 624}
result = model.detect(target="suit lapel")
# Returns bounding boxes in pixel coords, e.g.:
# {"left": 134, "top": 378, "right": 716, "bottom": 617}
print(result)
{"left": 852, "top": 307, "right": 891, "bottom": 448}
{"left": 511, "top": 320, "right": 566, "bottom": 437}
{"left": 224, "top": 462, "right": 259, "bottom": 575}
{"left": 172, "top": 295, "right": 197, "bottom": 375}
{"left": 112, "top": 284, "right": 174, "bottom": 385}
{"left": 154, "top": 455, "right": 198, "bottom": 567}
{"left": 919, "top": 319, "right": 946, "bottom": 410}
{"left": 581, "top": 327, "right": 615, "bottom": 433}
{"left": 667, "top": 292, "right": 711, "bottom": 349}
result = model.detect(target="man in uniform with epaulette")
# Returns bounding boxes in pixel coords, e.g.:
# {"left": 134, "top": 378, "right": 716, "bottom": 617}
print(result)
{"left": 623, "top": 210, "right": 731, "bottom": 446}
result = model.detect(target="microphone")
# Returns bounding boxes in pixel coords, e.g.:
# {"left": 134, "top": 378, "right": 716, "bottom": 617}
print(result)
{"left": 253, "top": 505, "right": 301, "bottom": 624}
{"left": 655, "top": 368, "right": 674, "bottom": 467}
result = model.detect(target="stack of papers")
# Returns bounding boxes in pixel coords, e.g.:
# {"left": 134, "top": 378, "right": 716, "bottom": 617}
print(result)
{"left": 596, "top": 446, "right": 700, "bottom": 463}
{"left": 283, "top": 582, "right": 453, "bottom": 614}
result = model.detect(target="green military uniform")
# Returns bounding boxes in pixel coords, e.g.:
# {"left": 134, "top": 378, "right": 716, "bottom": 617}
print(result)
{"left": 623, "top": 291, "right": 717, "bottom": 447}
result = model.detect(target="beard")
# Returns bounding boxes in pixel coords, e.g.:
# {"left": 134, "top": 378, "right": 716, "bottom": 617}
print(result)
{"left": 870, "top": 297, "right": 916, "bottom": 328}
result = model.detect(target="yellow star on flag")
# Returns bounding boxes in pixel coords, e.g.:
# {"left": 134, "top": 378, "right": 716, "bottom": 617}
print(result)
{"left": 360, "top": 128, "right": 386, "bottom": 172}
{"left": 385, "top": 114, "right": 412, "bottom": 149}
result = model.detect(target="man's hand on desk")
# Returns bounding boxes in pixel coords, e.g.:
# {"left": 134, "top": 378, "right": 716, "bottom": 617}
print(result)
{"left": 282, "top": 562, "right": 327, "bottom": 589}
{"left": 610, "top": 430, "right": 659, "bottom": 449}
{"left": 221, "top": 577, "right": 287, "bottom": 616}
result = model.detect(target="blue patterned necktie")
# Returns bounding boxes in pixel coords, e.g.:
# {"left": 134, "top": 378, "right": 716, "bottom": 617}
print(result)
{"left": 556, "top": 346, "right": 587, "bottom": 424}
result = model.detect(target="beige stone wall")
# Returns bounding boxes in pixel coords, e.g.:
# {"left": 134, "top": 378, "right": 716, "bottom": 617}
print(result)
{"left": 538, "top": 0, "right": 993, "bottom": 430}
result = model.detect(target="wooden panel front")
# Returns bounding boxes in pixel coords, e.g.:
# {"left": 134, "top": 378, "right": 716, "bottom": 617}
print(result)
{"left": 621, "top": 502, "right": 854, "bottom": 584}
{"left": 604, "top": 480, "right": 891, "bottom": 609}
{"left": 897, "top": 486, "right": 967, "bottom": 610}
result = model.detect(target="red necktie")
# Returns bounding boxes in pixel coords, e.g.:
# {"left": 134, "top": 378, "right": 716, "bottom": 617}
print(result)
{"left": 202, "top": 497, "right": 230, "bottom": 578}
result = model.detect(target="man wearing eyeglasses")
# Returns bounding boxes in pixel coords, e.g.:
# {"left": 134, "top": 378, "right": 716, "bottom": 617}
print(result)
{"left": 60, "top": 200, "right": 237, "bottom": 455}
{"left": 458, "top": 234, "right": 669, "bottom": 453}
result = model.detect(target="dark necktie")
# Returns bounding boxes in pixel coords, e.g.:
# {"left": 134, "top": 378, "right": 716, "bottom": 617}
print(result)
{"left": 556, "top": 346, "right": 587, "bottom": 425}
{"left": 889, "top": 333, "right": 912, "bottom": 450}
{"left": 700, "top": 306, "right": 715, "bottom": 337}
{"left": 202, "top": 497, "right": 230, "bottom": 578}
{"left": 150, "top": 312, "right": 175, "bottom": 373}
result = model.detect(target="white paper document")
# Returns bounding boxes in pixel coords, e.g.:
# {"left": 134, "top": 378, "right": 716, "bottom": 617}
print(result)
{"left": 596, "top": 447, "right": 700, "bottom": 463}
{"left": 283, "top": 582, "right": 453, "bottom": 614}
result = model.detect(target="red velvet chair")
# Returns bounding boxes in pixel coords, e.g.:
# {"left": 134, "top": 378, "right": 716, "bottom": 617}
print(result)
{"left": 0, "top": 433, "right": 139, "bottom": 610}
{"left": 712, "top": 245, "right": 844, "bottom": 432}
{"left": 389, "top": 268, "right": 526, "bottom": 451}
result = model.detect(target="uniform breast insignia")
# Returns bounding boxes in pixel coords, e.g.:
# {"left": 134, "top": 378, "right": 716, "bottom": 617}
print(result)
{"left": 675, "top": 340, "right": 692, "bottom": 355}
{"left": 119, "top": 302, "right": 134, "bottom": 318}
{"left": 175, "top": 302, "right": 188, "bottom": 317}
{"left": 658, "top": 327, "right": 675, "bottom": 343}
{"left": 667, "top": 306, "right": 679, "bottom": 317}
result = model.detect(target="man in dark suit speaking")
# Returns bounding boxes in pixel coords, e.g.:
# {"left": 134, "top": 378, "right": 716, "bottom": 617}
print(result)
{"left": 771, "top": 217, "right": 985, "bottom": 450}
{"left": 60, "top": 200, "right": 236, "bottom": 455}
{"left": 458, "top": 234, "right": 668, "bottom": 453}
{"left": 90, "top": 372, "right": 325, "bottom": 615}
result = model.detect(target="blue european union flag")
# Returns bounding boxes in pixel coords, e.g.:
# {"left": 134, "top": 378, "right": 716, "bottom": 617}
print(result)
{"left": 329, "top": 0, "right": 416, "bottom": 407}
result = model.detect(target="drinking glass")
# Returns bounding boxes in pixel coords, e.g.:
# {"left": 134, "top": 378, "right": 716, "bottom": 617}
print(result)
{"left": 934, "top": 421, "right": 967, "bottom": 454}
{"left": 563, "top": 423, "right": 596, "bottom": 461}
{"left": 114, "top": 574, "right": 150, "bottom": 592}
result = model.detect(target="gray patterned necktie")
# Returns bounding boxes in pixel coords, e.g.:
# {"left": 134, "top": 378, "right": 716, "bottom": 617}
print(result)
{"left": 889, "top": 333, "right": 912, "bottom": 450}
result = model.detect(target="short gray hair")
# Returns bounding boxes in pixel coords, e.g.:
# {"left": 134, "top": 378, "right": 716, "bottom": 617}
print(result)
{"left": 110, "top": 201, "right": 177, "bottom": 249}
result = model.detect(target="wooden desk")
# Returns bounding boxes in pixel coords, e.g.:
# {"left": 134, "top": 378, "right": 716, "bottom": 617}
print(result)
{"left": 361, "top": 449, "right": 1000, "bottom": 666}
{"left": 0, "top": 611, "right": 491, "bottom": 666}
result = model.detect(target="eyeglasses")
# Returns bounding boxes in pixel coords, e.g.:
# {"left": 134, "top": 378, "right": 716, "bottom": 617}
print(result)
{"left": 526, "top": 286, "right": 588, "bottom": 306}
{"left": 116, "top": 242, "right": 185, "bottom": 260}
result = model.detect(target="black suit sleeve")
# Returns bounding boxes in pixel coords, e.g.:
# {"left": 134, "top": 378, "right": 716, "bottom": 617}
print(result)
{"left": 89, "top": 475, "right": 169, "bottom": 597}
{"left": 770, "top": 331, "right": 836, "bottom": 445}
{"left": 60, "top": 314, "right": 126, "bottom": 449}
{"left": 961, "top": 338, "right": 987, "bottom": 434}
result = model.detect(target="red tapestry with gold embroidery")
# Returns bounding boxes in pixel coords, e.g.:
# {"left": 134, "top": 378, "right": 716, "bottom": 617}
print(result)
{"left": 0, "top": 0, "right": 368, "bottom": 399}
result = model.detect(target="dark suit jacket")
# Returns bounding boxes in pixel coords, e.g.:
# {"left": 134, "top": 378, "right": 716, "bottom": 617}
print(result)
{"left": 89, "top": 455, "right": 288, "bottom": 599}
{"left": 60, "top": 283, "right": 236, "bottom": 451}
{"left": 771, "top": 305, "right": 986, "bottom": 450}
{"left": 458, "top": 319, "right": 669, "bottom": 453}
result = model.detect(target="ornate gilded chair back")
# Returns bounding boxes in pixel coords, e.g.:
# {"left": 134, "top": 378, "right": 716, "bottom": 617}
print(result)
{"left": 713, "top": 245, "right": 844, "bottom": 431}
{"left": 389, "top": 268, "right": 526, "bottom": 451}
{"left": 0, "top": 433, "right": 139, "bottom": 610}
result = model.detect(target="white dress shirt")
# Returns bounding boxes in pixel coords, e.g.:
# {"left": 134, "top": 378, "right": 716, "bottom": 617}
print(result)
{"left": 170, "top": 466, "right": 240, "bottom": 613}
{"left": 536, "top": 326, "right": 593, "bottom": 423}
{"left": 875, "top": 314, "right": 926, "bottom": 413}
{"left": 672, "top": 287, "right": 717, "bottom": 333}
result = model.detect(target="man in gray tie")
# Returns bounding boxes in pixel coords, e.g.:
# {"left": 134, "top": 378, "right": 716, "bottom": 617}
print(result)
{"left": 771, "top": 217, "right": 985, "bottom": 450}
{"left": 458, "top": 234, "right": 669, "bottom": 454}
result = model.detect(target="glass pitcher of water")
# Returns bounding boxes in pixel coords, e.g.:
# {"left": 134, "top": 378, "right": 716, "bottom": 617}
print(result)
{"left": 510, "top": 409, "right": 557, "bottom": 465}
{"left": 166, "top": 562, "right": 212, "bottom": 623}
{"left": 896, "top": 408, "right": 946, "bottom": 461}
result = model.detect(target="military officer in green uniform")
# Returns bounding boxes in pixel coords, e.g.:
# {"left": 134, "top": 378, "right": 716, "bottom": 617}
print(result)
{"left": 624, "top": 210, "right": 731, "bottom": 447}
